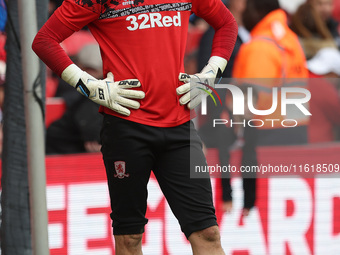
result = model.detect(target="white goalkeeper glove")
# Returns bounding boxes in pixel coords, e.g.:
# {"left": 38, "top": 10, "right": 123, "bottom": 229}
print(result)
{"left": 177, "top": 56, "right": 227, "bottom": 109}
{"left": 61, "top": 64, "right": 145, "bottom": 116}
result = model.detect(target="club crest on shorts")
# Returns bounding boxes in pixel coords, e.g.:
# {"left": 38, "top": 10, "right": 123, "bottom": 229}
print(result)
{"left": 114, "top": 161, "right": 129, "bottom": 179}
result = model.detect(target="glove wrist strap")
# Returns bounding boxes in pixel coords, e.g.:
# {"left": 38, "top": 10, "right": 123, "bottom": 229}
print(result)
{"left": 61, "top": 64, "right": 84, "bottom": 88}
{"left": 208, "top": 56, "right": 228, "bottom": 73}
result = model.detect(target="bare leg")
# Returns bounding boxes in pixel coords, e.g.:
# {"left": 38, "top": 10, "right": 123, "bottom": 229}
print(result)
{"left": 114, "top": 234, "right": 143, "bottom": 255}
{"left": 243, "top": 208, "right": 251, "bottom": 216}
{"left": 188, "top": 226, "right": 225, "bottom": 255}
{"left": 222, "top": 201, "right": 233, "bottom": 214}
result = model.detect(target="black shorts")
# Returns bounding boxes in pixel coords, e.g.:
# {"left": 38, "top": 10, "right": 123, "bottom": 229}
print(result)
{"left": 100, "top": 114, "right": 217, "bottom": 239}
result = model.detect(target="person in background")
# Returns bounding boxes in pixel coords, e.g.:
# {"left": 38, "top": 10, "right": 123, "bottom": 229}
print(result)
{"left": 49, "top": 0, "right": 63, "bottom": 17}
{"left": 46, "top": 44, "right": 103, "bottom": 154}
{"left": 290, "top": 1, "right": 338, "bottom": 59}
{"left": 197, "top": 0, "right": 256, "bottom": 216}
{"left": 0, "top": 32, "right": 6, "bottom": 157}
{"left": 309, "top": 0, "right": 340, "bottom": 46}
{"left": 0, "top": 53, "right": 4, "bottom": 157}
{"left": 0, "top": 0, "right": 6, "bottom": 33}
{"left": 306, "top": 47, "right": 340, "bottom": 143}
{"left": 219, "top": 85, "right": 258, "bottom": 216}
{"left": 233, "top": 0, "right": 309, "bottom": 146}
{"left": 333, "top": 0, "right": 340, "bottom": 22}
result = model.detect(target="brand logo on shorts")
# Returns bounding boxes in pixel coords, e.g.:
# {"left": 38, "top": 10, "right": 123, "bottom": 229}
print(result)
{"left": 114, "top": 161, "right": 130, "bottom": 179}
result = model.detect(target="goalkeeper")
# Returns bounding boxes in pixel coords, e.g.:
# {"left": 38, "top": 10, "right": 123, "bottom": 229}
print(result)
{"left": 33, "top": 0, "right": 237, "bottom": 254}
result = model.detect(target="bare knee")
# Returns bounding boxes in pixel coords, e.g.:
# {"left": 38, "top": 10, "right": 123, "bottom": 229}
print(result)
{"left": 198, "top": 226, "right": 221, "bottom": 242}
{"left": 189, "top": 226, "right": 224, "bottom": 255}
{"left": 123, "top": 234, "right": 143, "bottom": 247}
{"left": 189, "top": 225, "right": 221, "bottom": 243}
{"left": 115, "top": 234, "right": 143, "bottom": 253}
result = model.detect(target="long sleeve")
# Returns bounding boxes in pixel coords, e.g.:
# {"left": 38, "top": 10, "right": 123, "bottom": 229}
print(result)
{"left": 32, "top": 14, "right": 74, "bottom": 77}
{"left": 192, "top": 0, "right": 238, "bottom": 61}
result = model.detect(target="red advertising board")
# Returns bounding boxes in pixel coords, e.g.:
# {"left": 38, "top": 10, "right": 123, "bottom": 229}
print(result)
{"left": 1, "top": 143, "right": 339, "bottom": 254}
{"left": 43, "top": 144, "right": 340, "bottom": 255}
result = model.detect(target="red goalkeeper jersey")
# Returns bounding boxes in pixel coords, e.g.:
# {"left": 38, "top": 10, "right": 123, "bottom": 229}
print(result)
{"left": 34, "top": 0, "right": 237, "bottom": 127}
